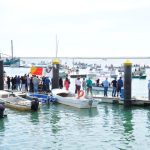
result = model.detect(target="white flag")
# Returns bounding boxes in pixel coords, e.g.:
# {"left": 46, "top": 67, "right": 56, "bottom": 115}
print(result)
{"left": 45, "top": 67, "right": 53, "bottom": 78}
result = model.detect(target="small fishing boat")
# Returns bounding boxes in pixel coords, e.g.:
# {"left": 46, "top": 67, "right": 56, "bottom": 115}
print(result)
{"left": 132, "top": 67, "right": 147, "bottom": 79}
{"left": 132, "top": 74, "right": 147, "bottom": 79}
{"left": 27, "top": 93, "right": 57, "bottom": 104}
{"left": 52, "top": 89, "right": 99, "bottom": 109}
{"left": 0, "top": 94, "right": 39, "bottom": 111}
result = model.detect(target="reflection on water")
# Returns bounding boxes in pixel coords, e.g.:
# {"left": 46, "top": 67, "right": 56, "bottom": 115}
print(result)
{"left": 0, "top": 104, "right": 150, "bottom": 149}
{"left": 122, "top": 107, "right": 134, "bottom": 134}
{"left": 50, "top": 105, "right": 61, "bottom": 134}
{"left": 0, "top": 118, "right": 5, "bottom": 132}
{"left": 30, "top": 112, "right": 39, "bottom": 124}
{"left": 55, "top": 103, "right": 99, "bottom": 117}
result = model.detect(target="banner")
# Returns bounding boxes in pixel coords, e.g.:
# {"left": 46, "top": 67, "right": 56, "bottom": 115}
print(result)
{"left": 30, "top": 67, "right": 43, "bottom": 76}
{"left": 44, "top": 66, "right": 53, "bottom": 78}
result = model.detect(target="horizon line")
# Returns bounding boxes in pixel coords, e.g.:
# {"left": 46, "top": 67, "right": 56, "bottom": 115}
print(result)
{"left": 16, "top": 56, "right": 150, "bottom": 59}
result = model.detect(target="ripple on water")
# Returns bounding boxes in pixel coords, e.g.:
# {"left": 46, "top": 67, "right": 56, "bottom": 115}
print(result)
{"left": 0, "top": 103, "right": 150, "bottom": 149}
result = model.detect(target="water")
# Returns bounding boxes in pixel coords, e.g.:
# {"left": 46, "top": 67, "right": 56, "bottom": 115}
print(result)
{"left": 1, "top": 104, "right": 150, "bottom": 150}
{"left": 1, "top": 58, "right": 150, "bottom": 149}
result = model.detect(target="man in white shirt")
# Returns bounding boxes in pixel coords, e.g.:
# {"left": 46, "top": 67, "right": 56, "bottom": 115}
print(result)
{"left": 75, "top": 76, "right": 81, "bottom": 99}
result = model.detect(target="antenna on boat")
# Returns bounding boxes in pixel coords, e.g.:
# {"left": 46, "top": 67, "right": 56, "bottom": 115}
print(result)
{"left": 11, "top": 40, "right": 13, "bottom": 60}
{"left": 56, "top": 35, "right": 58, "bottom": 57}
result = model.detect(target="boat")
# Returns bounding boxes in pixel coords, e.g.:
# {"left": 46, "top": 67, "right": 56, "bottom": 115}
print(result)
{"left": 132, "top": 74, "right": 147, "bottom": 79}
{"left": 3, "top": 57, "right": 20, "bottom": 67}
{"left": 3, "top": 40, "right": 20, "bottom": 67}
{"left": 132, "top": 67, "right": 147, "bottom": 79}
{"left": 92, "top": 83, "right": 113, "bottom": 92}
{"left": 0, "top": 94, "right": 40, "bottom": 111}
{"left": 52, "top": 89, "right": 99, "bottom": 109}
{"left": 18, "top": 93, "right": 57, "bottom": 104}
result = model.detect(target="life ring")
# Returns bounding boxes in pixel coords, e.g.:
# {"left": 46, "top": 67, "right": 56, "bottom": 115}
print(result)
{"left": 79, "top": 90, "right": 84, "bottom": 98}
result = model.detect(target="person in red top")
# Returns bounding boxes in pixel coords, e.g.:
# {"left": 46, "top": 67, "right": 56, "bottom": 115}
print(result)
{"left": 64, "top": 77, "right": 70, "bottom": 91}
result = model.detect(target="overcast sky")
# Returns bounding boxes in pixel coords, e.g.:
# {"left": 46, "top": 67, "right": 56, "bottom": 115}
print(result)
{"left": 0, "top": 0, "right": 150, "bottom": 57}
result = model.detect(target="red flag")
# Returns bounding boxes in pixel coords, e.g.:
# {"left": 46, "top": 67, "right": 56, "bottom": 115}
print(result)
{"left": 31, "top": 67, "right": 43, "bottom": 76}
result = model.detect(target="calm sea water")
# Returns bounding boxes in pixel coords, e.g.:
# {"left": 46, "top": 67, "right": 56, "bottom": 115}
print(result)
{"left": 1, "top": 58, "right": 150, "bottom": 150}
{"left": 1, "top": 104, "right": 150, "bottom": 150}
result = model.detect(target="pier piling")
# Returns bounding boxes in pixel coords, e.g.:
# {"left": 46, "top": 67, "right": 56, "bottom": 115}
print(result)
{"left": 0, "top": 60, "right": 4, "bottom": 90}
{"left": 124, "top": 60, "right": 132, "bottom": 106}
{"left": 51, "top": 58, "right": 60, "bottom": 89}
{"left": 148, "top": 80, "right": 150, "bottom": 100}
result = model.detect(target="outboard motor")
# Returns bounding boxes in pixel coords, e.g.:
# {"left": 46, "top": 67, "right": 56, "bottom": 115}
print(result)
{"left": 0, "top": 103, "right": 5, "bottom": 118}
{"left": 31, "top": 98, "right": 39, "bottom": 111}
{"left": 48, "top": 94, "right": 57, "bottom": 103}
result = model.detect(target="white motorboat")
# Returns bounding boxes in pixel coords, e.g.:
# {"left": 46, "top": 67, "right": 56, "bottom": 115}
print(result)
{"left": 52, "top": 89, "right": 99, "bottom": 109}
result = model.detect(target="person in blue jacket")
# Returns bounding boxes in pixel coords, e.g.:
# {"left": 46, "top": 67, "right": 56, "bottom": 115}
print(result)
{"left": 117, "top": 77, "right": 123, "bottom": 97}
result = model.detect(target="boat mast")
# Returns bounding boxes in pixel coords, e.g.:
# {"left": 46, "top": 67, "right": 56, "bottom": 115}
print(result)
{"left": 56, "top": 35, "right": 58, "bottom": 58}
{"left": 11, "top": 40, "right": 13, "bottom": 60}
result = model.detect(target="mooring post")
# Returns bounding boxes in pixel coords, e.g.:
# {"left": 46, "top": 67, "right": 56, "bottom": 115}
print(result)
{"left": 148, "top": 80, "right": 150, "bottom": 100}
{"left": 51, "top": 58, "right": 60, "bottom": 89}
{"left": 124, "top": 60, "right": 132, "bottom": 106}
{"left": 0, "top": 60, "right": 4, "bottom": 90}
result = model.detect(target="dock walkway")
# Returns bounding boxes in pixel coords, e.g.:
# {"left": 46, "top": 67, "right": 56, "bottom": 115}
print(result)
{"left": 93, "top": 95, "right": 150, "bottom": 106}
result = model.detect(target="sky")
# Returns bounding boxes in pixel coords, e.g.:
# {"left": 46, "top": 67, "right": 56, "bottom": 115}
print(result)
{"left": 0, "top": 0, "right": 150, "bottom": 58}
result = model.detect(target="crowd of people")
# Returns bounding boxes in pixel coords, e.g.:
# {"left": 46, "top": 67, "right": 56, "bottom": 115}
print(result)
{"left": 59, "top": 75, "right": 124, "bottom": 98}
{"left": 5, "top": 74, "right": 124, "bottom": 98}
{"left": 102, "top": 77, "right": 123, "bottom": 97}
{"left": 5, "top": 74, "right": 51, "bottom": 93}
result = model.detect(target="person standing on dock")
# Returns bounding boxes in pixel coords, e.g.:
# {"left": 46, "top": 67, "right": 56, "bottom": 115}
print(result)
{"left": 102, "top": 78, "right": 109, "bottom": 97}
{"left": 32, "top": 75, "right": 39, "bottom": 93}
{"left": 7, "top": 76, "right": 11, "bottom": 90}
{"left": 117, "top": 77, "right": 123, "bottom": 97}
{"left": 96, "top": 78, "right": 100, "bottom": 86}
{"left": 75, "top": 76, "right": 81, "bottom": 99}
{"left": 59, "top": 77, "right": 63, "bottom": 89}
{"left": 64, "top": 77, "right": 70, "bottom": 91}
{"left": 148, "top": 80, "right": 150, "bottom": 100}
{"left": 45, "top": 77, "right": 51, "bottom": 92}
{"left": 111, "top": 77, "right": 117, "bottom": 97}
{"left": 86, "top": 77, "right": 93, "bottom": 97}
{"left": 82, "top": 78, "right": 86, "bottom": 91}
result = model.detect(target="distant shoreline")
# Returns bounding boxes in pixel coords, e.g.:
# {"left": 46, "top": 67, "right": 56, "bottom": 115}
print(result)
{"left": 2, "top": 56, "right": 150, "bottom": 60}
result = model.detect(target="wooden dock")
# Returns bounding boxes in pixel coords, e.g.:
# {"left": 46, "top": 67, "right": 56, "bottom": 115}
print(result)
{"left": 93, "top": 95, "right": 150, "bottom": 106}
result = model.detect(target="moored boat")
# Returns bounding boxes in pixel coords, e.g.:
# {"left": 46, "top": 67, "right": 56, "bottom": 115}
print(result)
{"left": 132, "top": 74, "right": 147, "bottom": 79}
{"left": 132, "top": 67, "right": 147, "bottom": 79}
{"left": 0, "top": 95, "right": 40, "bottom": 111}
{"left": 52, "top": 89, "right": 99, "bottom": 109}
{"left": 27, "top": 93, "right": 57, "bottom": 103}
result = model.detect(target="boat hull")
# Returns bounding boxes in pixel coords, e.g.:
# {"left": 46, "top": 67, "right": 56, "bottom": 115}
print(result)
{"left": 55, "top": 95, "right": 98, "bottom": 108}
{"left": 132, "top": 75, "right": 147, "bottom": 79}
{"left": 0, "top": 96, "right": 40, "bottom": 111}
{"left": 52, "top": 89, "right": 98, "bottom": 109}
